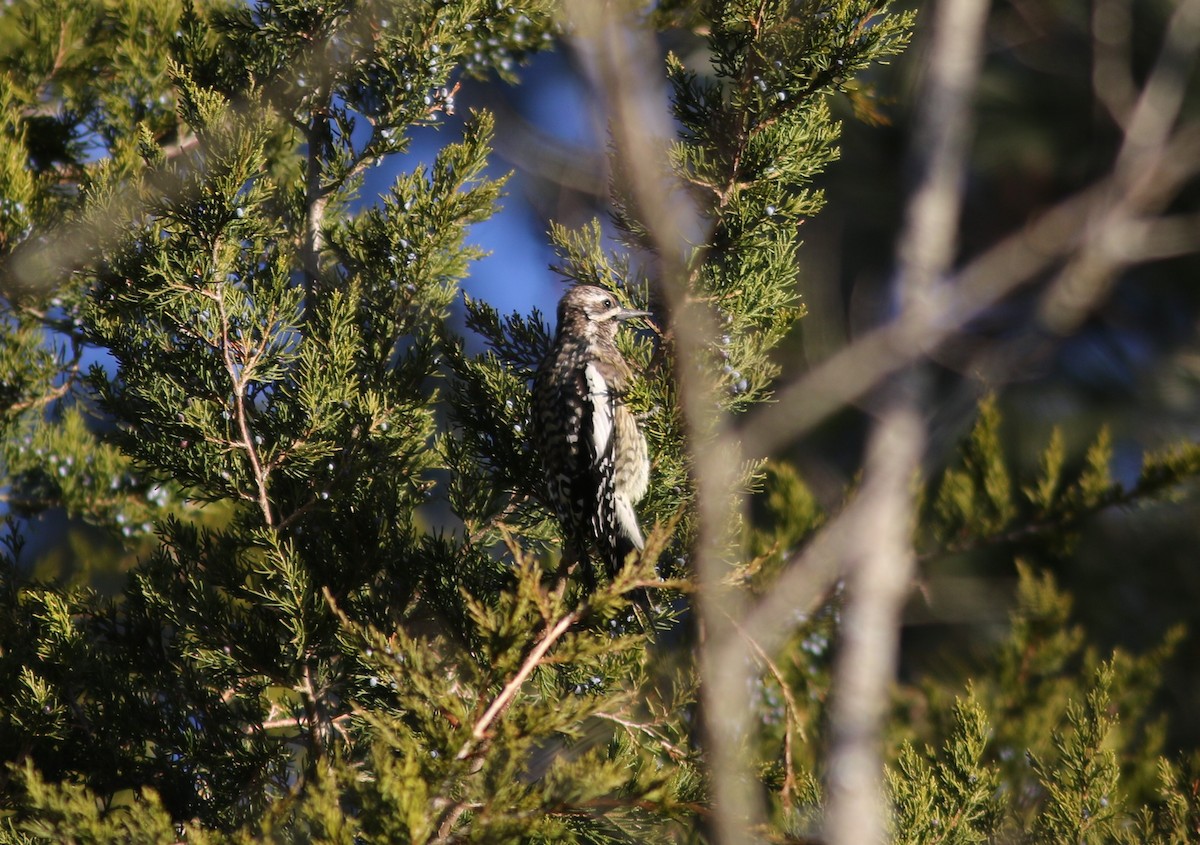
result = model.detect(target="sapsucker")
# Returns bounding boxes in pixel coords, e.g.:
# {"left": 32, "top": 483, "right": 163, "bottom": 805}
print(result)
{"left": 532, "top": 284, "right": 651, "bottom": 586}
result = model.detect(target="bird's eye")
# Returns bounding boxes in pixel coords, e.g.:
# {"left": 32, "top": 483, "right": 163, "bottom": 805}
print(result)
{"left": 603, "top": 298, "right": 614, "bottom": 308}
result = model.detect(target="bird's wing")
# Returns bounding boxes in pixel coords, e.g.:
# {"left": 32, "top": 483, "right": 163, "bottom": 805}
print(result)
{"left": 582, "top": 362, "right": 641, "bottom": 576}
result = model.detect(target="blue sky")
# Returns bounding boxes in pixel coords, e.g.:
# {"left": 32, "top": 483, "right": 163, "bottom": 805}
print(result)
{"left": 362, "top": 50, "right": 605, "bottom": 328}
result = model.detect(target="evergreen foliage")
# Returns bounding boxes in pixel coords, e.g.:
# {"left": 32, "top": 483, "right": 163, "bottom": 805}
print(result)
{"left": 0, "top": 0, "right": 1198, "bottom": 842}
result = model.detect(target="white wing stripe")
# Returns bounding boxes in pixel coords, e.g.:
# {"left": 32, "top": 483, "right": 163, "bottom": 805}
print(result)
{"left": 583, "top": 363, "right": 613, "bottom": 462}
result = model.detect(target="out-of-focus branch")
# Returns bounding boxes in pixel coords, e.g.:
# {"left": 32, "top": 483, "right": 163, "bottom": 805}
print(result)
{"left": 736, "top": 3, "right": 1200, "bottom": 758}
{"left": 1113, "top": 0, "right": 1200, "bottom": 173}
{"left": 822, "top": 2, "right": 990, "bottom": 843}
{"left": 1091, "top": 0, "right": 1137, "bottom": 127}
{"left": 487, "top": 94, "right": 609, "bottom": 198}
{"left": 1039, "top": 0, "right": 1200, "bottom": 334}
{"left": 739, "top": 122, "right": 1200, "bottom": 460}
{"left": 562, "top": 2, "right": 761, "bottom": 841}
{"left": 825, "top": 388, "right": 926, "bottom": 845}
{"left": 740, "top": 0, "right": 1200, "bottom": 460}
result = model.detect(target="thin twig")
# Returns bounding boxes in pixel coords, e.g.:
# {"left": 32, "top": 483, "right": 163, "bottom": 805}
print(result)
{"left": 434, "top": 607, "right": 581, "bottom": 841}
{"left": 5, "top": 379, "right": 72, "bottom": 416}
{"left": 725, "top": 612, "right": 806, "bottom": 811}
{"left": 594, "top": 710, "right": 690, "bottom": 762}
{"left": 216, "top": 281, "right": 274, "bottom": 527}
{"left": 456, "top": 608, "right": 581, "bottom": 760}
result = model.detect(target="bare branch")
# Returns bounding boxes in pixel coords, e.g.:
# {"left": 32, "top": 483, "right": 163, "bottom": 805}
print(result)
{"left": 215, "top": 278, "right": 274, "bottom": 527}
{"left": 301, "top": 107, "right": 332, "bottom": 310}
{"left": 456, "top": 608, "right": 582, "bottom": 761}
{"left": 563, "top": 1, "right": 762, "bottom": 840}
{"left": 825, "top": 389, "right": 925, "bottom": 845}
{"left": 1091, "top": 0, "right": 1137, "bottom": 127}
{"left": 1040, "top": 0, "right": 1200, "bottom": 334}
{"left": 739, "top": 121, "right": 1200, "bottom": 459}
{"left": 822, "top": 2, "right": 990, "bottom": 842}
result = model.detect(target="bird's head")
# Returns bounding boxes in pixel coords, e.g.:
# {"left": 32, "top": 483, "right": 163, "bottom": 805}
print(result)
{"left": 556, "top": 285, "right": 651, "bottom": 342}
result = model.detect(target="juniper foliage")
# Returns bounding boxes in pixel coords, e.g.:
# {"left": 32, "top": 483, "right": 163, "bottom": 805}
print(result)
{"left": 0, "top": 0, "right": 1198, "bottom": 843}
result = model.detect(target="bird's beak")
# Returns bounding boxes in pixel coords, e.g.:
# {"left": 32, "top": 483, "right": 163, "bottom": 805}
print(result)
{"left": 616, "top": 307, "right": 652, "bottom": 322}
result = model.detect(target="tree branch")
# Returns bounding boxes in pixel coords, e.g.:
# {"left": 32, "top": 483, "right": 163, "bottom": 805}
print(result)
{"left": 214, "top": 283, "right": 274, "bottom": 527}
{"left": 564, "top": 1, "right": 762, "bottom": 840}
{"left": 456, "top": 608, "right": 581, "bottom": 761}
{"left": 823, "top": 2, "right": 990, "bottom": 842}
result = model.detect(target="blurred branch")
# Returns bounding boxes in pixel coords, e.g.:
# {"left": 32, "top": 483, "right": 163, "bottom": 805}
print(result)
{"left": 1039, "top": 0, "right": 1200, "bottom": 334}
{"left": 487, "top": 94, "right": 608, "bottom": 198}
{"left": 740, "top": 0, "right": 1200, "bottom": 459}
{"left": 1091, "top": 0, "right": 1137, "bottom": 127}
{"left": 825, "top": 387, "right": 926, "bottom": 845}
{"left": 563, "top": 1, "right": 761, "bottom": 841}
{"left": 739, "top": 125, "right": 1200, "bottom": 460}
{"left": 1113, "top": 0, "right": 1200, "bottom": 173}
{"left": 823, "top": 1, "right": 990, "bottom": 842}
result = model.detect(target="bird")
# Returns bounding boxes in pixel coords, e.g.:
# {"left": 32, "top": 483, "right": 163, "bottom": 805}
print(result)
{"left": 531, "top": 284, "right": 652, "bottom": 588}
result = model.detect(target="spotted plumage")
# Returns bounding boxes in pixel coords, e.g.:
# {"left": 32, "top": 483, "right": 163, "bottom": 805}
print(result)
{"left": 532, "top": 285, "right": 651, "bottom": 585}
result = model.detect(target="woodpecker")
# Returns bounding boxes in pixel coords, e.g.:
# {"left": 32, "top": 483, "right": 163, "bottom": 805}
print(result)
{"left": 532, "top": 284, "right": 651, "bottom": 586}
